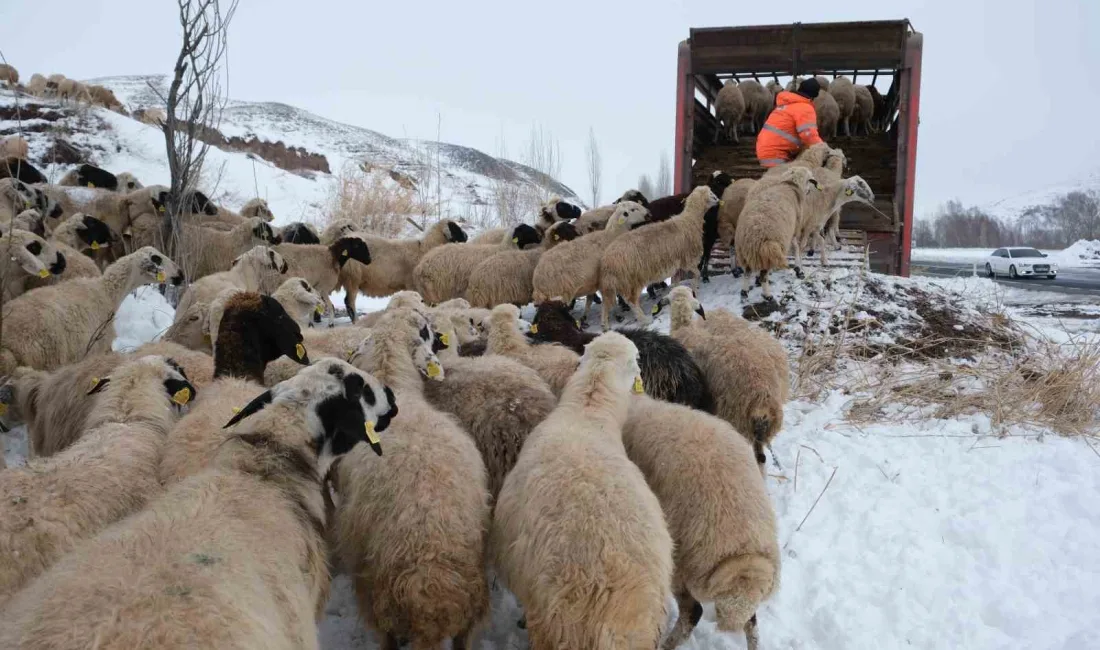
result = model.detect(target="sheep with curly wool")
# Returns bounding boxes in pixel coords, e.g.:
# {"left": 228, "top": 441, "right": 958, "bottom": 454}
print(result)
{"left": 529, "top": 299, "right": 714, "bottom": 412}
{"left": 334, "top": 308, "right": 490, "bottom": 649}
{"left": 0, "top": 355, "right": 195, "bottom": 608}
{"left": 828, "top": 76, "right": 857, "bottom": 137}
{"left": 598, "top": 185, "right": 719, "bottom": 329}
{"left": 466, "top": 220, "right": 580, "bottom": 309}
{"left": 1, "top": 359, "right": 395, "bottom": 650}
{"left": 734, "top": 167, "right": 820, "bottom": 297}
{"left": 623, "top": 396, "right": 779, "bottom": 650}
{"left": 158, "top": 292, "right": 312, "bottom": 484}
{"left": 332, "top": 219, "right": 467, "bottom": 320}
{"left": 667, "top": 287, "right": 789, "bottom": 469}
{"left": 531, "top": 201, "right": 650, "bottom": 321}
{"left": 486, "top": 303, "right": 578, "bottom": 396}
{"left": 1, "top": 178, "right": 59, "bottom": 223}
{"left": 0, "top": 247, "right": 182, "bottom": 375}
{"left": 413, "top": 223, "right": 540, "bottom": 304}
{"left": 492, "top": 331, "right": 673, "bottom": 649}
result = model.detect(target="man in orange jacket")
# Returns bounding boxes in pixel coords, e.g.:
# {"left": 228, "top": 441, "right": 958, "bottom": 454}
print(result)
{"left": 756, "top": 78, "right": 824, "bottom": 168}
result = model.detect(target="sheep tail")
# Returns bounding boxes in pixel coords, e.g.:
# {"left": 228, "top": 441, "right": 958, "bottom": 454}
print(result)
{"left": 757, "top": 241, "right": 788, "bottom": 270}
{"left": 708, "top": 554, "right": 776, "bottom": 634}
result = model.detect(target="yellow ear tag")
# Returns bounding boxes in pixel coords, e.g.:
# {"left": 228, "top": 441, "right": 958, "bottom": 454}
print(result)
{"left": 618, "top": 217, "right": 626, "bottom": 224}
{"left": 552, "top": 233, "right": 559, "bottom": 240}
{"left": 365, "top": 421, "right": 380, "bottom": 445}
{"left": 156, "top": 271, "right": 166, "bottom": 282}
{"left": 719, "top": 200, "right": 725, "bottom": 206}
{"left": 575, "top": 320, "right": 581, "bottom": 328}
{"left": 529, "top": 323, "right": 538, "bottom": 334}
{"left": 232, "top": 406, "right": 241, "bottom": 414}
{"left": 203, "top": 333, "right": 211, "bottom": 343}
{"left": 651, "top": 304, "right": 659, "bottom": 314}
{"left": 0, "top": 403, "right": 8, "bottom": 417}
{"left": 633, "top": 376, "right": 644, "bottom": 394}
{"left": 87, "top": 182, "right": 95, "bottom": 188}
{"left": 295, "top": 343, "right": 306, "bottom": 360}
{"left": 440, "top": 332, "right": 451, "bottom": 347}
{"left": 512, "top": 237, "right": 519, "bottom": 244}
{"left": 426, "top": 361, "right": 442, "bottom": 379}
{"left": 90, "top": 241, "right": 100, "bottom": 251}
{"left": 315, "top": 304, "right": 325, "bottom": 315}
{"left": 89, "top": 377, "right": 101, "bottom": 391}
{"left": 24, "top": 201, "right": 32, "bottom": 209}
{"left": 158, "top": 206, "right": 166, "bottom": 213}
{"left": 845, "top": 188, "right": 854, "bottom": 196}
{"left": 342, "top": 249, "right": 348, "bottom": 257}
{"left": 172, "top": 387, "right": 192, "bottom": 405}
{"left": 37, "top": 268, "right": 50, "bottom": 278}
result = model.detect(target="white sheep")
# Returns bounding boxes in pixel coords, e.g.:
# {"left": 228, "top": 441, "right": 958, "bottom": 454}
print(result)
{"left": 492, "top": 331, "right": 673, "bottom": 649}
{"left": 412, "top": 223, "right": 540, "bottom": 304}
{"left": 714, "top": 80, "right": 746, "bottom": 143}
{"left": 828, "top": 76, "right": 857, "bottom": 137}
{"left": 466, "top": 220, "right": 581, "bottom": 309}
{"left": 735, "top": 167, "right": 820, "bottom": 297}
{"left": 486, "top": 303, "right": 579, "bottom": 396}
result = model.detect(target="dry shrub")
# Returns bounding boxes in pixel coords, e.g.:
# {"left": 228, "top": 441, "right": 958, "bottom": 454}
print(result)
{"left": 322, "top": 162, "right": 431, "bottom": 237}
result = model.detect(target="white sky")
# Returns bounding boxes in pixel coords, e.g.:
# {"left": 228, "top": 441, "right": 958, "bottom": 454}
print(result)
{"left": 2, "top": 0, "right": 1098, "bottom": 216}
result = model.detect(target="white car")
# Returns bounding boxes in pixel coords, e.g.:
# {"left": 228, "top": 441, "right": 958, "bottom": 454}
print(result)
{"left": 985, "top": 247, "right": 1058, "bottom": 279}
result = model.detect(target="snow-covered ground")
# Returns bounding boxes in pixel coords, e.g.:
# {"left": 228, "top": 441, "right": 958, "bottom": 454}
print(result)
{"left": 913, "top": 240, "right": 1100, "bottom": 269}
{"left": 4, "top": 267, "right": 1097, "bottom": 650}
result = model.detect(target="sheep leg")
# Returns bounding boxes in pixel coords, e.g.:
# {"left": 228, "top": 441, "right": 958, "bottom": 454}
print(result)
{"left": 661, "top": 588, "right": 703, "bottom": 650}
{"left": 600, "top": 291, "right": 613, "bottom": 331}
{"left": 759, "top": 269, "right": 772, "bottom": 299}
{"left": 732, "top": 121, "right": 740, "bottom": 144}
{"left": 625, "top": 291, "right": 652, "bottom": 327}
{"left": 343, "top": 286, "right": 358, "bottom": 323}
{"left": 745, "top": 614, "right": 761, "bottom": 650}
{"left": 380, "top": 634, "right": 401, "bottom": 650}
{"left": 815, "top": 231, "right": 829, "bottom": 267}
{"left": 582, "top": 294, "right": 595, "bottom": 322}
{"left": 792, "top": 242, "right": 805, "bottom": 279}
{"left": 843, "top": 115, "right": 851, "bottom": 138}
{"left": 740, "top": 270, "right": 752, "bottom": 299}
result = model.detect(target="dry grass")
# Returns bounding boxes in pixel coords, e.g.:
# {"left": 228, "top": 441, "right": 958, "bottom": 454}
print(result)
{"left": 321, "top": 162, "right": 432, "bottom": 237}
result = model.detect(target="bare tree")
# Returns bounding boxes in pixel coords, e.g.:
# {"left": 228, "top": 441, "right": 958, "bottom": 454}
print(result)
{"left": 656, "top": 151, "right": 672, "bottom": 197}
{"left": 586, "top": 127, "right": 602, "bottom": 208}
{"left": 153, "top": 0, "right": 238, "bottom": 283}
{"left": 524, "top": 124, "right": 562, "bottom": 205}
{"left": 637, "top": 174, "right": 655, "bottom": 201}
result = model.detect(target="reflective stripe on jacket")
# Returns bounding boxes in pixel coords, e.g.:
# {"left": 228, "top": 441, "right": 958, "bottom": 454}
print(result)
{"left": 756, "top": 91, "right": 824, "bottom": 167}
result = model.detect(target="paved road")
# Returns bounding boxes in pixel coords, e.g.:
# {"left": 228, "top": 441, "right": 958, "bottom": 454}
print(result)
{"left": 911, "top": 260, "right": 1100, "bottom": 297}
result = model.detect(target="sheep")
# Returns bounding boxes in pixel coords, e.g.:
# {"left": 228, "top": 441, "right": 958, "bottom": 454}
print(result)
{"left": 530, "top": 299, "right": 714, "bottom": 411}
{"left": 465, "top": 220, "right": 580, "bottom": 309}
{"left": 667, "top": 286, "right": 789, "bottom": 468}
{"left": 158, "top": 292, "right": 314, "bottom": 484}
{"left": 828, "top": 75, "right": 857, "bottom": 137}
{"left": 814, "top": 89, "right": 840, "bottom": 139}
{"left": 25, "top": 73, "right": 47, "bottom": 96}
{"left": 853, "top": 84, "right": 875, "bottom": 135}
{"left": 87, "top": 84, "right": 125, "bottom": 112}
{"left": 714, "top": 178, "right": 756, "bottom": 267}
{"left": 334, "top": 307, "right": 490, "bottom": 649}
{"left": 174, "top": 217, "right": 276, "bottom": 280}
{"left": 413, "top": 223, "right": 540, "bottom": 304}
{"left": 766, "top": 79, "right": 782, "bottom": 104}
{"left": 422, "top": 353, "right": 556, "bottom": 501}
{"left": 59, "top": 163, "right": 118, "bottom": 190}
{"left": 598, "top": 185, "right": 719, "bottom": 329}
{"left": 0, "top": 228, "right": 67, "bottom": 301}
{"left": 237, "top": 197, "right": 274, "bottom": 221}
{"left": 133, "top": 106, "right": 166, "bottom": 126}
{"left": 623, "top": 397, "right": 779, "bottom": 650}
{"left": 486, "top": 303, "right": 579, "bottom": 396}
{"left": 132, "top": 340, "right": 215, "bottom": 389}
{"left": 0, "top": 156, "right": 46, "bottom": 185}
{"left": 273, "top": 276, "right": 326, "bottom": 329}
{"left": 714, "top": 80, "right": 746, "bottom": 143}
{"left": 173, "top": 244, "right": 289, "bottom": 325}
{"left": 334, "top": 218, "right": 468, "bottom": 320}
{"left": 280, "top": 221, "right": 320, "bottom": 244}
{"left": 0, "top": 355, "right": 195, "bottom": 608}
{"left": 814, "top": 74, "right": 832, "bottom": 91}
{"left": 1, "top": 178, "right": 62, "bottom": 223}
{"left": 1, "top": 359, "right": 396, "bottom": 650}
{"left": 868, "top": 84, "right": 887, "bottom": 132}
{"left": 738, "top": 79, "right": 772, "bottom": 134}
{"left": 574, "top": 189, "right": 651, "bottom": 234}
{"left": 734, "top": 167, "right": 820, "bottom": 297}
{"left": 23, "top": 213, "right": 109, "bottom": 288}
{"left": 0, "top": 63, "right": 17, "bottom": 87}
{"left": 0, "top": 135, "right": 28, "bottom": 160}
{"left": 57, "top": 78, "right": 91, "bottom": 103}
{"left": 274, "top": 236, "right": 373, "bottom": 323}
{"left": 470, "top": 196, "right": 582, "bottom": 245}
{"left": 492, "top": 331, "right": 673, "bottom": 649}
{"left": 36, "top": 183, "right": 163, "bottom": 244}
{"left": 531, "top": 201, "right": 651, "bottom": 321}
{"left": 799, "top": 173, "right": 874, "bottom": 266}
{"left": 0, "top": 208, "right": 45, "bottom": 237}
{"left": 0, "top": 247, "right": 182, "bottom": 375}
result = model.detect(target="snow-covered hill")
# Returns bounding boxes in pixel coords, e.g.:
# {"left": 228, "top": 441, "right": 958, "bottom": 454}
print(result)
{"left": 1, "top": 76, "right": 581, "bottom": 229}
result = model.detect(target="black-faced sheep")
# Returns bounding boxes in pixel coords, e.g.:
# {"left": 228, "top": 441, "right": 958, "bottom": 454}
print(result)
{"left": 624, "top": 397, "right": 780, "bottom": 650}
{"left": 0, "top": 360, "right": 396, "bottom": 649}
{"left": 333, "top": 219, "right": 468, "bottom": 320}
{"left": 0, "top": 156, "right": 47, "bottom": 185}
{"left": 492, "top": 331, "right": 673, "bottom": 649}
{"left": 470, "top": 196, "right": 582, "bottom": 245}
{"left": 529, "top": 299, "right": 715, "bottom": 412}
{"left": 280, "top": 221, "right": 321, "bottom": 244}
{"left": 599, "top": 185, "right": 719, "bottom": 329}
{"left": 335, "top": 308, "right": 490, "bottom": 649}
{"left": 466, "top": 220, "right": 580, "bottom": 308}
{"left": 0, "top": 355, "right": 195, "bottom": 608}
{"left": 667, "top": 287, "right": 789, "bottom": 468}
{"left": 413, "top": 223, "right": 540, "bottom": 304}
{"left": 0, "top": 228, "right": 67, "bottom": 300}
{"left": 59, "top": 164, "right": 120, "bottom": 191}
{"left": 0, "top": 247, "right": 182, "bottom": 375}
{"left": 24, "top": 213, "right": 110, "bottom": 288}
{"left": 274, "top": 236, "right": 372, "bottom": 323}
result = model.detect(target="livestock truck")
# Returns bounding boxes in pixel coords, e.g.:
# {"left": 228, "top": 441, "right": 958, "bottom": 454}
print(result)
{"left": 674, "top": 19, "right": 923, "bottom": 276}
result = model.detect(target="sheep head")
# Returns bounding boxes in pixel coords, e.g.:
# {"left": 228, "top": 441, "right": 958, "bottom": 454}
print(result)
{"left": 5, "top": 230, "right": 65, "bottom": 278}
{"left": 577, "top": 331, "right": 644, "bottom": 397}
{"left": 544, "top": 221, "right": 580, "bottom": 247}
{"left": 445, "top": 220, "right": 468, "bottom": 243}
{"left": 842, "top": 176, "right": 874, "bottom": 204}
{"left": 684, "top": 185, "right": 720, "bottom": 214}
{"left": 73, "top": 214, "right": 113, "bottom": 251}
{"left": 605, "top": 200, "right": 651, "bottom": 231}
{"left": 509, "top": 223, "right": 542, "bottom": 249}
{"left": 331, "top": 236, "right": 372, "bottom": 267}
{"left": 615, "top": 189, "right": 649, "bottom": 207}
{"left": 132, "top": 247, "right": 183, "bottom": 286}
{"left": 224, "top": 359, "right": 397, "bottom": 459}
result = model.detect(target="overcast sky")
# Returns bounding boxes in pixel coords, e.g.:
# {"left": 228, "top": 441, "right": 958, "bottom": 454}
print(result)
{"left": 2, "top": 0, "right": 1097, "bottom": 216}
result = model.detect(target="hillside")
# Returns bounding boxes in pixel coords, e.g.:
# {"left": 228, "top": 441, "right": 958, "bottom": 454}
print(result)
{"left": 1, "top": 76, "right": 581, "bottom": 228}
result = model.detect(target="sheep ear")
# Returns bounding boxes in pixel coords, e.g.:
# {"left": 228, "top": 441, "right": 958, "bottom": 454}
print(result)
{"left": 87, "top": 376, "right": 111, "bottom": 395}
{"left": 223, "top": 390, "right": 273, "bottom": 428}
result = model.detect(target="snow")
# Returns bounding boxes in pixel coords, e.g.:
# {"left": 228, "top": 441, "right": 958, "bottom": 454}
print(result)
{"left": 111, "top": 285, "right": 176, "bottom": 352}
{"left": 912, "top": 248, "right": 999, "bottom": 264}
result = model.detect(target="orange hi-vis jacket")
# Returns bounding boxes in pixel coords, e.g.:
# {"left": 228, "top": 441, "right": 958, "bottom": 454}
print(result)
{"left": 756, "top": 91, "right": 824, "bottom": 167}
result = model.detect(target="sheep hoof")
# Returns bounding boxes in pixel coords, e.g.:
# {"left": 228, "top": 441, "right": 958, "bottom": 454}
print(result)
{"left": 732, "top": 266, "right": 744, "bottom": 278}
{"left": 517, "top": 616, "right": 527, "bottom": 629}
{"left": 794, "top": 267, "right": 805, "bottom": 280}
{"left": 740, "top": 290, "right": 749, "bottom": 299}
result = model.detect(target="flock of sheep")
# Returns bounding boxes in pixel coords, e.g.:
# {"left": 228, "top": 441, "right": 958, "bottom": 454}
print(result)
{"left": 716, "top": 74, "right": 891, "bottom": 143}
{"left": 0, "top": 70, "right": 879, "bottom": 649}
{"left": 1, "top": 64, "right": 127, "bottom": 114}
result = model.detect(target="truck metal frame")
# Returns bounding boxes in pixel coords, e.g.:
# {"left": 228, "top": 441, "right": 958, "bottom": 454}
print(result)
{"left": 674, "top": 20, "right": 923, "bottom": 275}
